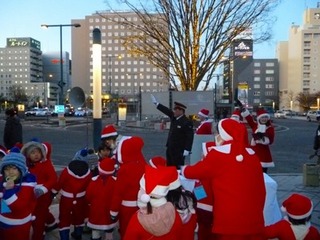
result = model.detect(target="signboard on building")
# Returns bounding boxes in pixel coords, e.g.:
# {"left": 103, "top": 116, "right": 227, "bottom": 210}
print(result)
{"left": 7, "top": 37, "right": 41, "bottom": 50}
{"left": 233, "top": 39, "right": 253, "bottom": 57}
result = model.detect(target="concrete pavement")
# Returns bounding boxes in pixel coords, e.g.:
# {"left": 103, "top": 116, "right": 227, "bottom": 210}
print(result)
{"left": 44, "top": 172, "right": 320, "bottom": 240}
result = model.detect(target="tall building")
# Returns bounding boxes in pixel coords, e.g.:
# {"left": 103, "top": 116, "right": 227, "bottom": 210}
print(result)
{"left": 71, "top": 11, "right": 168, "bottom": 111}
{"left": 0, "top": 37, "right": 43, "bottom": 105}
{"left": 222, "top": 38, "right": 279, "bottom": 112}
{"left": 277, "top": 4, "right": 320, "bottom": 111}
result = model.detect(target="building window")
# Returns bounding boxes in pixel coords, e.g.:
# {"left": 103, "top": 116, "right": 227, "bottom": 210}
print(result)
{"left": 304, "top": 49, "right": 310, "bottom": 55}
{"left": 254, "top": 69, "right": 260, "bottom": 74}
{"left": 266, "top": 62, "right": 274, "bottom": 67}
{"left": 265, "top": 84, "right": 274, "bottom": 89}
{"left": 303, "top": 72, "right": 310, "bottom": 78}
{"left": 304, "top": 57, "right": 310, "bottom": 63}
{"left": 304, "top": 33, "right": 312, "bottom": 39}
{"left": 253, "top": 84, "right": 260, "bottom": 89}
{"left": 303, "top": 65, "right": 310, "bottom": 71}
{"left": 254, "top": 77, "right": 260, "bottom": 81}
{"left": 266, "top": 69, "right": 274, "bottom": 74}
{"left": 265, "top": 91, "right": 274, "bottom": 96}
{"left": 265, "top": 77, "right": 274, "bottom": 81}
{"left": 253, "top": 99, "right": 260, "bottom": 104}
{"left": 254, "top": 62, "right": 261, "bottom": 67}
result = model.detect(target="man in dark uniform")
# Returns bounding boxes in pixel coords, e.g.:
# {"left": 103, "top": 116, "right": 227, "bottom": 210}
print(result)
{"left": 151, "top": 94, "right": 194, "bottom": 168}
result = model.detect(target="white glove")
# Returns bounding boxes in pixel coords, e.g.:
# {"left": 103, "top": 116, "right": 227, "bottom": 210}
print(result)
{"left": 183, "top": 150, "right": 190, "bottom": 156}
{"left": 151, "top": 94, "right": 158, "bottom": 105}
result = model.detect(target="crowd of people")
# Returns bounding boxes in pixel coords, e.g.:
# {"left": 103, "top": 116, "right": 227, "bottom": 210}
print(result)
{"left": 0, "top": 101, "right": 319, "bottom": 240}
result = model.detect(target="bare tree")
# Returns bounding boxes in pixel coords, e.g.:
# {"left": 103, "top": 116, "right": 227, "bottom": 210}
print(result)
{"left": 8, "top": 85, "right": 29, "bottom": 104}
{"left": 102, "top": 0, "right": 279, "bottom": 90}
{"left": 296, "top": 91, "right": 320, "bottom": 111}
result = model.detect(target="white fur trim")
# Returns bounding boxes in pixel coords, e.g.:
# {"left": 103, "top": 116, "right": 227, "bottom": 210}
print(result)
{"left": 198, "top": 111, "right": 208, "bottom": 118}
{"left": 141, "top": 193, "right": 150, "bottom": 203}
{"left": 98, "top": 165, "right": 115, "bottom": 175}
{"left": 257, "top": 113, "right": 270, "bottom": 121}
{"left": 117, "top": 136, "right": 132, "bottom": 164}
{"left": 245, "top": 148, "right": 255, "bottom": 155}
{"left": 218, "top": 120, "right": 232, "bottom": 141}
{"left": 212, "top": 144, "right": 231, "bottom": 154}
{"left": 236, "top": 155, "right": 243, "bottom": 162}
{"left": 241, "top": 109, "right": 250, "bottom": 118}
{"left": 101, "top": 132, "right": 118, "bottom": 139}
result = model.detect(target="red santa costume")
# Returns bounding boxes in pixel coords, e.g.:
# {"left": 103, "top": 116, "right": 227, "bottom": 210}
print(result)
{"left": 230, "top": 108, "right": 243, "bottom": 122}
{"left": 264, "top": 193, "right": 320, "bottom": 239}
{"left": 54, "top": 149, "right": 92, "bottom": 240}
{"left": 195, "top": 109, "right": 213, "bottom": 135}
{"left": 21, "top": 140, "right": 57, "bottom": 240}
{"left": 149, "top": 156, "right": 167, "bottom": 168}
{"left": 124, "top": 165, "right": 183, "bottom": 240}
{"left": 0, "top": 148, "right": 37, "bottom": 240}
{"left": 241, "top": 108, "right": 275, "bottom": 170}
{"left": 181, "top": 118, "right": 266, "bottom": 239}
{"left": 109, "top": 136, "right": 146, "bottom": 238}
{"left": 86, "top": 158, "right": 118, "bottom": 240}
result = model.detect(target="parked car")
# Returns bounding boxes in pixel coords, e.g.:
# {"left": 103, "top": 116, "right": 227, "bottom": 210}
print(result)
{"left": 25, "top": 108, "right": 38, "bottom": 116}
{"left": 306, "top": 110, "right": 320, "bottom": 122}
{"left": 35, "top": 108, "right": 52, "bottom": 116}
{"left": 74, "top": 108, "right": 93, "bottom": 117}
{"left": 274, "top": 110, "right": 287, "bottom": 119}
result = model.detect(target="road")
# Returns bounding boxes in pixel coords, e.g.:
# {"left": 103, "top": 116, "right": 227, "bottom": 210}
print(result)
{"left": 0, "top": 115, "right": 316, "bottom": 173}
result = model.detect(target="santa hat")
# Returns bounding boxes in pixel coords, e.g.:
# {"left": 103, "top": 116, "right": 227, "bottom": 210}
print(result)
{"left": 98, "top": 158, "right": 117, "bottom": 175}
{"left": 21, "top": 141, "right": 46, "bottom": 159}
{"left": 140, "top": 165, "right": 179, "bottom": 205}
{"left": 198, "top": 108, "right": 209, "bottom": 118}
{"left": 256, "top": 108, "right": 270, "bottom": 122}
{"left": 218, "top": 118, "right": 249, "bottom": 161}
{"left": 281, "top": 193, "right": 313, "bottom": 220}
{"left": 202, "top": 141, "right": 216, "bottom": 157}
{"left": 117, "top": 136, "right": 145, "bottom": 164}
{"left": 149, "top": 156, "right": 167, "bottom": 168}
{"left": 0, "top": 147, "right": 27, "bottom": 176}
{"left": 101, "top": 124, "right": 118, "bottom": 139}
{"left": 0, "top": 145, "right": 7, "bottom": 157}
{"left": 231, "top": 108, "right": 242, "bottom": 122}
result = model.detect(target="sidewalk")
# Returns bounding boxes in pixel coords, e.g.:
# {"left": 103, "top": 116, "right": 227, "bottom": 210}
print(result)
{"left": 44, "top": 173, "right": 320, "bottom": 240}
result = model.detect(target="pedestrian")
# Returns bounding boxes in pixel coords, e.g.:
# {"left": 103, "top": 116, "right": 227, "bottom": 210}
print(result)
{"left": 100, "top": 124, "right": 122, "bottom": 157}
{"left": 151, "top": 95, "right": 194, "bottom": 168}
{"left": 264, "top": 193, "right": 320, "bottom": 239}
{"left": 109, "top": 136, "right": 146, "bottom": 239}
{"left": 54, "top": 148, "right": 92, "bottom": 240}
{"left": 181, "top": 118, "right": 266, "bottom": 239}
{"left": 91, "top": 144, "right": 112, "bottom": 176}
{"left": 86, "top": 158, "right": 118, "bottom": 240}
{"left": 242, "top": 107, "right": 275, "bottom": 173}
{"left": 195, "top": 108, "right": 213, "bottom": 135}
{"left": 21, "top": 139, "right": 58, "bottom": 240}
{"left": 0, "top": 147, "right": 37, "bottom": 240}
{"left": 3, "top": 108, "right": 23, "bottom": 150}
{"left": 124, "top": 165, "right": 183, "bottom": 239}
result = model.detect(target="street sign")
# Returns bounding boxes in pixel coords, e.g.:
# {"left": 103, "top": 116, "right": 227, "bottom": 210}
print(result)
{"left": 55, "top": 105, "right": 65, "bottom": 113}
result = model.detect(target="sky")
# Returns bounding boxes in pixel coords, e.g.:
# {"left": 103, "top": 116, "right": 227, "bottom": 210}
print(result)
{"left": 0, "top": 0, "right": 318, "bottom": 59}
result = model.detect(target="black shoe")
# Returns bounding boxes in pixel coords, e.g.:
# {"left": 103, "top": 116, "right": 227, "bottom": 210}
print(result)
{"left": 71, "top": 231, "right": 82, "bottom": 240}
{"left": 45, "top": 223, "right": 58, "bottom": 232}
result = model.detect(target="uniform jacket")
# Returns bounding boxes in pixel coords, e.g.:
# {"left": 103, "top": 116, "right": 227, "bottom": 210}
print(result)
{"left": 86, "top": 175, "right": 118, "bottom": 230}
{"left": 157, "top": 104, "right": 194, "bottom": 152}
{"left": 264, "top": 219, "right": 320, "bottom": 240}
{"left": 242, "top": 110, "right": 275, "bottom": 168}
{"left": 181, "top": 143, "right": 266, "bottom": 235}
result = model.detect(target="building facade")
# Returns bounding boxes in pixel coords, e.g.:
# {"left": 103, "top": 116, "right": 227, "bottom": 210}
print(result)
{"left": 277, "top": 5, "right": 320, "bottom": 111}
{"left": 71, "top": 11, "right": 168, "bottom": 112}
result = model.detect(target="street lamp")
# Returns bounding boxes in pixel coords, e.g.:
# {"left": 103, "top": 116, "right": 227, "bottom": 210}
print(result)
{"left": 41, "top": 23, "right": 81, "bottom": 105}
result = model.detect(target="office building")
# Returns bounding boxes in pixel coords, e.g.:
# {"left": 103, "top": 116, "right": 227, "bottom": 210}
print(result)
{"left": 277, "top": 4, "right": 320, "bottom": 111}
{"left": 71, "top": 11, "right": 168, "bottom": 111}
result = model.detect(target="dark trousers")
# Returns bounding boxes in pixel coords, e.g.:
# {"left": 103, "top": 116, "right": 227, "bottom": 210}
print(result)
{"left": 166, "top": 147, "right": 185, "bottom": 169}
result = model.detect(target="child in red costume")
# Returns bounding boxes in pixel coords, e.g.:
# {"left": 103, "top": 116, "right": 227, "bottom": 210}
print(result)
{"left": 86, "top": 158, "right": 118, "bottom": 240}
{"left": 21, "top": 140, "right": 57, "bottom": 240}
{"left": 195, "top": 109, "right": 213, "bottom": 135}
{"left": 124, "top": 165, "right": 183, "bottom": 239}
{"left": 241, "top": 107, "right": 275, "bottom": 173}
{"left": 109, "top": 136, "right": 146, "bottom": 238}
{"left": 54, "top": 148, "right": 92, "bottom": 240}
{"left": 181, "top": 118, "right": 266, "bottom": 239}
{"left": 0, "top": 148, "right": 37, "bottom": 240}
{"left": 264, "top": 193, "right": 320, "bottom": 239}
